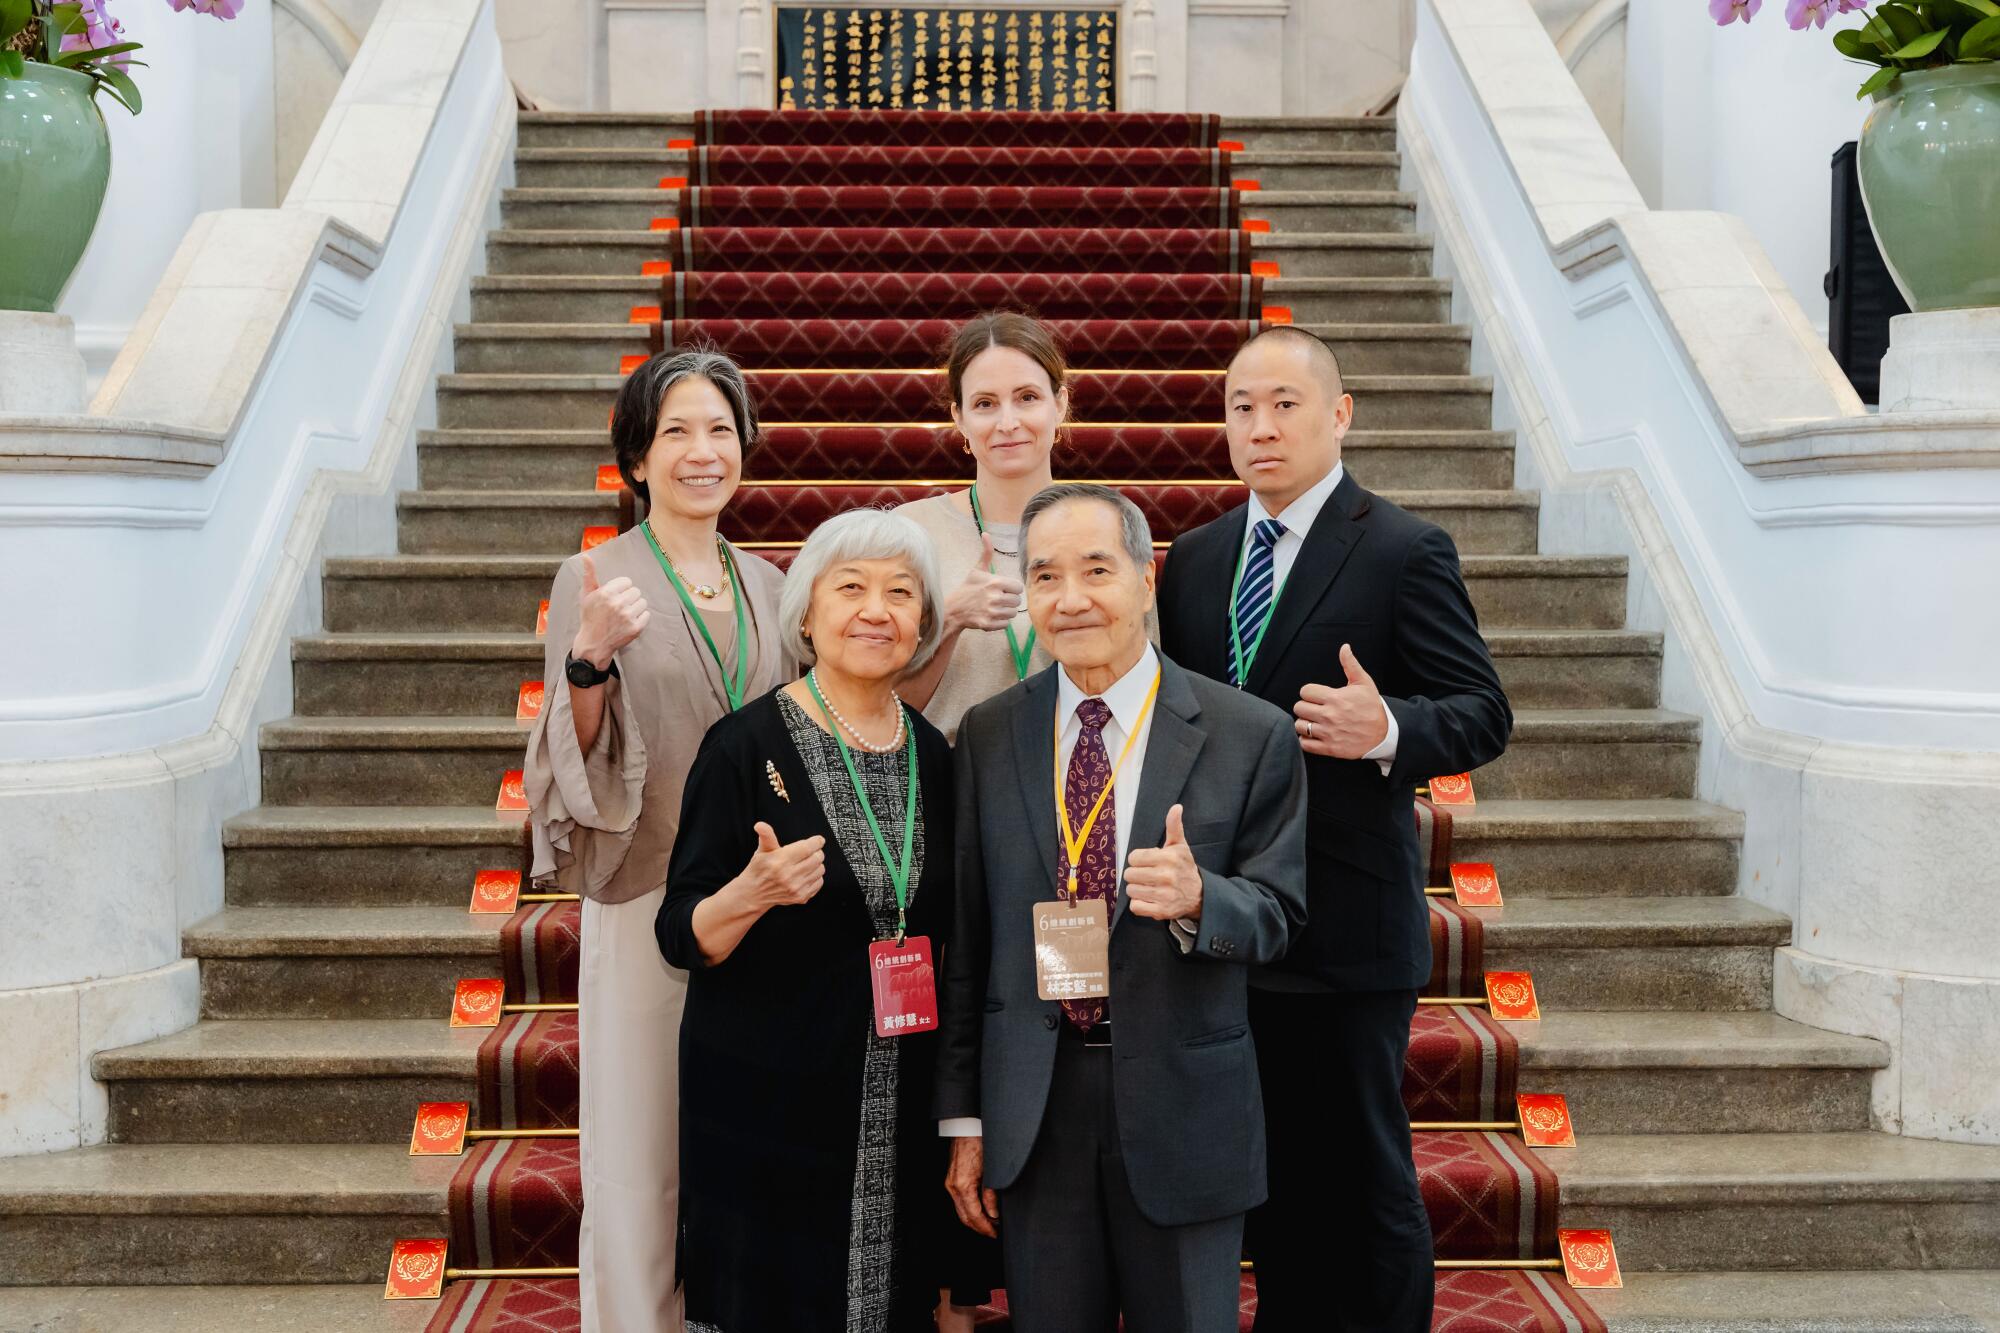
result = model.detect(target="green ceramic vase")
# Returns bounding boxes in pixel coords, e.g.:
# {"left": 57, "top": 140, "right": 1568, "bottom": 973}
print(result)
{"left": 1857, "top": 63, "right": 2000, "bottom": 312}
{"left": 0, "top": 63, "right": 112, "bottom": 313}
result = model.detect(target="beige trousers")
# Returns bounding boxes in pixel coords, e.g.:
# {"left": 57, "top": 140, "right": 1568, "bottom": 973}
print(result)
{"left": 579, "top": 886, "right": 686, "bottom": 1333}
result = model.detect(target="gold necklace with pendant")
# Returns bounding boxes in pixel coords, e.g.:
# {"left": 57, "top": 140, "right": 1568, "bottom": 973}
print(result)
{"left": 654, "top": 529, "right": 732, "bottom": 600}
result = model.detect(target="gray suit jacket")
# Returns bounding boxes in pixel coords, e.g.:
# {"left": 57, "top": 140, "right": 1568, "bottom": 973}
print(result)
{"left": 934, "top": 654, "right": 1309, "bottom": 1227}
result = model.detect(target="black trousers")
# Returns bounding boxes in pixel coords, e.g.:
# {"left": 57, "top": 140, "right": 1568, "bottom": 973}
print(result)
{"left": 1246, "top": 986, "right": 1432, "bottom": 1333}
{"left": 998, "top": 1031, "right": 1244, "bottom": 1333}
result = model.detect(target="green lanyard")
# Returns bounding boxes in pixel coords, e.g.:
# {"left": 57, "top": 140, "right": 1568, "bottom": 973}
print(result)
{"left": 806, "top": 672, "right": 919, "bottom": 943}
{"left": 641, "top": 523, "right": 750, "bottom": 710}
{"left": 968, "top": 484, "right": 1037, "bottom": 680}
{"left": 1227, "top": 527, "right": 1288, "bottom": 687}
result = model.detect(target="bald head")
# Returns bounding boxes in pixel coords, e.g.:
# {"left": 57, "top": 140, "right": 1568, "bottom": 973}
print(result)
{"left": 1229, "top": 325, "right": 1344, "bottom": 400}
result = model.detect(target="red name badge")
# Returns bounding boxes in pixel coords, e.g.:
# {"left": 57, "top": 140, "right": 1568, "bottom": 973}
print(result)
{"left": 868, "top": 936, "right": 938, "bottom": 1038}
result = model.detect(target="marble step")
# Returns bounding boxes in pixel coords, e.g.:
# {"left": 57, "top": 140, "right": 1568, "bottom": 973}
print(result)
{"left": 90, "top": 1008, "right": 1878, "bottom": 1146}
{"left": 449, "top": 318, "right": 1473, "bottom": 376}
{"left": 1451, "top": 799, "right": 1742, "bottom": 898}
{"left": 508, "top": 146, "right": 1404, "bottom": 192}
{"left": 222, "top": 804, "right": 526, "bottom": 908}
{"left": 1551, "top": 1131, "right": 2000, "bottom": 1273}
{"left": 0, "top": 1285, "right": 436, "bottom": 1331}
{"left": 493, "top": 186, "right": 1416, "bottom": 235}
{"left": 1589, "top": 1270, "right": 2000, "bottom": 1330}
{"left": 512, "top": 111, "right": 1400, "bottom": 154}
{"left": 96, "top": 1020, "right": 483, "bottom": 1145}
{"left": 393, "top": 482, "right": 1532, "bottom": 556}
{"left": 322, "top": 551, "right": 1631, "bottom": 635}
{"left": 183, "top": 906, "right": 513, "bottom": 1020}
{"left": 1478, "top": 896, "right": 1789, "bottom": 1012}
{"left": 436, "top": 365, "right": 1487, "bottom": 431}
{"left": 287, "top": 627, "right": 1658, "bottom": 718}
{"left": 468, "top": 266, "right": 1456, "bottom": 326}
{"left": 0, "top": 1141, "right": 450, "bottom": 1286}
{"left": 416, "top": 423, "right": 1510, "bottom": 491}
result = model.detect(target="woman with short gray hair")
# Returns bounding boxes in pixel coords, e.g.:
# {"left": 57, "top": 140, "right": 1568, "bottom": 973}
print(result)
{"left": 658, "top": 507, "right": 960, "bottom": 1332}
{"left": 522, "top": 346, "right": 790, "bottom": 1333}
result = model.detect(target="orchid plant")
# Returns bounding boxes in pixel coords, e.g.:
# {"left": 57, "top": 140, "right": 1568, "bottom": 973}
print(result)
{"left": 1712, "top": 0, "right": 2000, "bottom": 97}
{"left": 0, "top": 0, "right": 240, "bottom": 114}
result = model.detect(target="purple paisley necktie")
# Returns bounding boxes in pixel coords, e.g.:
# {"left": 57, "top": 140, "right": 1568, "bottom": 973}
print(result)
{"left": 1061, "top": 697, "right": 1116, "bottom": 1031}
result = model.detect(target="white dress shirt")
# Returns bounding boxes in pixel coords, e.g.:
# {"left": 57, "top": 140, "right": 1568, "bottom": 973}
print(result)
{"left": 1236, "top": 461, "right": 1399, "bottom": 775}
{"left": 939, "top": 645, "right": 1173, "bottom": 1140}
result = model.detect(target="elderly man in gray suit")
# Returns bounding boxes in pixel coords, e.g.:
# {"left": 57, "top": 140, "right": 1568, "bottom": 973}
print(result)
{"left": 935, "top": 482, "right": 1309, "bottom": 1332}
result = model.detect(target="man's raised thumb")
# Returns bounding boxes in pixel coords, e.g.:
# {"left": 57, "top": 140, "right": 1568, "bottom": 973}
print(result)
{"left": 753, "top": 821, "right": 780, "bottom": 854}
{"left": 1164, "top": 803, "right": 1188, "bottom": 846}
{"left": 1340, "top": 642, "right": 1373, "bottom": 686}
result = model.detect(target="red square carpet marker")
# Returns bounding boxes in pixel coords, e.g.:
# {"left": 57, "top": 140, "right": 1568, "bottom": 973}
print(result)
{"left": 667, "top": 137, "right": 694, "bottom": 149}
{"left": 496, "top": 769, "right": 528, "bottom": 812}
{"left": 1450, "top": 861, "right": 1503, "bottom": 908}
{"left": 580, "top": 526, "right": 615, "bottom": 552}
{"left": 535, "top": 600, "right": 549, "bottom": 638}
{"left": 1429, "top": 773, "right": 1476, "bottom": 806}
{"left": 1485, "top": 970, "right": 1541, "bottom": 1022}
{"left": 1233, "top": 179, "right": 1262, "bottom": 191}
{"left": 1517, "top": 1093, "right": 1577, "bottom": 1148}
{"left": 1559, "top": 1230, "right": 1624, "bottom": 1289}
{"left": 649, "top": 217, "right": 680, "bottom": 231}
{"left": 1219, "top": 139, "right": 1246, "bottom": 152}
{"left": 1262, "top": 307, "right": 1293, "bottom": 325}
{"left": 515, "top": 681, "right": 545, "bottom": 722}
{"left": 619, "top": 354, "right": 646, "bottom": 374}
{"left": 451, "top": 978, "right": 506, "bottom": 1028}
{"left": 384, "top": 1238, "right": 448, "bottom": 1299}
{"left": 469, "top": 869, "right": 521, "bottom": 915}
{"left": 1244, "top": 218, "right": 1271, "bottom": 233}
{"left": 640, "top": 260, "right": 673, "bottom": 276}
{"left": 409, "top": 1102, "right": 471, "bottom": 1156}
{"left": 1251, "top": 260, "right": 1281, "bottom": 277}
{"left": 628, "top": 305, "right": 661, "bottom": 323}
{"left": 658, "top": 176, "right": 687, "bottom": 189}
{"left": 596, "top": 465, "right": 624, "bottom": 491}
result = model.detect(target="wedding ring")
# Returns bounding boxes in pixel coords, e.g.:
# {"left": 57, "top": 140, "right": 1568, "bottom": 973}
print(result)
{"left": 1305, "top": 721, "right": 1314, "bottom": 740}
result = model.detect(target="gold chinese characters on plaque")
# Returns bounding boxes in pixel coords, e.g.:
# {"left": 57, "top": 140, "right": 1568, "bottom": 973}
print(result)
{"left": 775, "top": 6, "right": 1117, "bottom": 111}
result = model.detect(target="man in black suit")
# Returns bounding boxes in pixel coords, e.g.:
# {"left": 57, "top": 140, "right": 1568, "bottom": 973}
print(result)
{"left": 1157, "top": 327, "right": 1512, "bottom": 1332}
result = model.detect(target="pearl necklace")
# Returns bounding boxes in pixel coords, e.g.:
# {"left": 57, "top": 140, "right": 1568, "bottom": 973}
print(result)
{"left": 809, "top": 668, "right": 906, "bottom": 754}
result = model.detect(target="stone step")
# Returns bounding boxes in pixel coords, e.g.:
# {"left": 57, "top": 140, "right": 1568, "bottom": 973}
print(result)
{"left": 222, "top": 805, "right": 525, "bottom": 908}
{"left": 1590, "top": 1270, "right": 2000, "bottom": 1331}
{"left": 1551, "top": 1131, "right": 2000, "bottom": 1273}
{"left": 182, "top": 906, "right": 507, "bottom": 1020}
{"left": 449, "top": 319, "right": 1472, "bottom": 376}
{"left": 287, "top": 627, "right": 1656, "bottom": 718}
{"left": 96, "top": 1020, "right": 482, "bottom": 1145}
{"left": 508, "top": 146, "right": 1404, "bottom": 192}
{"left": 1480, "top": 896, "right": 1789, "bottom": 1012}
{"left": 1478, "top": 709, "right": 1701, "bottom": 802}
{"left": 437, "top": 365, "right": 1487, "bottom": 430}
{"left": 0, "top": 1142, "right": 449, "bottom": 1285}
{"left": 511, "top": 112, "right": 1399, "bottom": 154}
{"left": 417, "top": 423, "right": 1509, "bottom": 492}
{"left": 1451, "top": 799, "right": 1743, "bottom": 898}
{"left": 1257, "top": 236, "right": 1437, "bottom": 279}
{"left": 321, "top": 552, "right": 1629, "bottom": 635}
{"left": 0, "top": 1285, "right": 436, "bottom": 1331}
{"left": 496, "top": 185, "right": 1417, "bottom": 234}
{"left": 1517, "top": 1010, "right": 1882, "bottom": 1135}
{"left": 468, "top": 265, "right": 1452, "bottom": 322}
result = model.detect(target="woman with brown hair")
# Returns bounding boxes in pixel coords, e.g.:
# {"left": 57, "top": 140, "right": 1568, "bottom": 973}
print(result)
{"left": 895, "top": 311, "right": 1069, "bottom": 742}
{"left": 522, "top": 348, "right": 792, "bottom": 1333}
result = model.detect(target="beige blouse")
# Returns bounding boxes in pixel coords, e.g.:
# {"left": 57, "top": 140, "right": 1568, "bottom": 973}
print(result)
{"left": 523, "top": 525, "right": 793, "bottom": 904}
{"left": 897, "top": 491, "right": 1052, "bottom": 741}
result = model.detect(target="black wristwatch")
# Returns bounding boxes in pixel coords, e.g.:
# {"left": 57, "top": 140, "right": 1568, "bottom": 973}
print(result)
{"left": 565, "top": 652, "right": 620, "bottom": 689}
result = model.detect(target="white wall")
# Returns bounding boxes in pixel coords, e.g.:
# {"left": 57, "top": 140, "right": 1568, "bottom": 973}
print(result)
{"left": 57, "top": 1, "right": 277, "bottom": 385}
{"left": 1623, "top": 0, "right": 1870, "bottom": 333}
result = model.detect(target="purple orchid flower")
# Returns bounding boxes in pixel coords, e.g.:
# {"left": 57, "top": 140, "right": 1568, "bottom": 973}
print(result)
{"left": 1709, "top": 0, "right": 1762, "bottom": 24}
{"left": 1787, "top": 0, "right": 1838, "bottom": 28}
{"left": 59, "top": 0, "right": 133, "bottom": 68}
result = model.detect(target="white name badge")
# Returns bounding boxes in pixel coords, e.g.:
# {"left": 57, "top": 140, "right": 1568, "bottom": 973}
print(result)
{"left": 1032, "top": 900, "right": 1111, "bottom": 1002}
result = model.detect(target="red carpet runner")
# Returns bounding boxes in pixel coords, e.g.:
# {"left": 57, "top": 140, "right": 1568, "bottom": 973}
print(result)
{"left": 424, "top": 109, "right": 1601, "bottom": 1333}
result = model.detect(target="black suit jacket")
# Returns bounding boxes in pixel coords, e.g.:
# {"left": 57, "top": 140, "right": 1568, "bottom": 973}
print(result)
{"left": 1157, "top": 469, "right": 1512, "bottom": 991}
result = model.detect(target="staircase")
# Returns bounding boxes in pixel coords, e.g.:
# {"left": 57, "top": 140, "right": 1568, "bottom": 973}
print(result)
{"left": 3, "top": 111, "right": 1999, "bottom": 1333}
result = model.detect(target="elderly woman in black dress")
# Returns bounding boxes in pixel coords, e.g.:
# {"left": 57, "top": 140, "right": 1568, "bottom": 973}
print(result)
{"left": 657, "top": 507, "right": 957, "bottom": 1333}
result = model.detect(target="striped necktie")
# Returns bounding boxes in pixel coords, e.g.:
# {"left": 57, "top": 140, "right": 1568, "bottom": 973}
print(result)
{"left": 1229, "top": 518, "right": 1287, "bottom": 686}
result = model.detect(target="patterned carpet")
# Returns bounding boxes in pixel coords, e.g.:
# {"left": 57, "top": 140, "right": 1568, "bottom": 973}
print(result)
{"left": 423, "top": 108, "right": 1600, "bottom": 1333}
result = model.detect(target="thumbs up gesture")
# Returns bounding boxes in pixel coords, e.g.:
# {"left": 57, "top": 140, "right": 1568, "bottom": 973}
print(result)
{"left": 731, "top": 820, "right": 827, "bottom": 912}
{"left": 1293, "top": 643, "right": 1390, "bottom": 759}
{"left": 571, "top": 553, "right": 650, "bottom": 672}
{"left": 1125, "top": 803, "right": 1203, "bottom": 921}
{"left": 944, "top": 532, "right": 1027, "bottom": 633}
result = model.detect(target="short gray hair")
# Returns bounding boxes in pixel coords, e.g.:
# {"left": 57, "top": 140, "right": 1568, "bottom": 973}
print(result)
{"left": 779, "top": 508, "right": 946, "bottom": 672}
{"left": 1017, "top": 483, "right": 1154, "bottom": 580}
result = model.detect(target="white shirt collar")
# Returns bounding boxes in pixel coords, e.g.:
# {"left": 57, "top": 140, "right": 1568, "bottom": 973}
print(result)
{"left": 1056, "top": 642, "right": 1161, "bottom": 738}
{"left": 1246, "top": 459, "right": 1345, "bottom": 541}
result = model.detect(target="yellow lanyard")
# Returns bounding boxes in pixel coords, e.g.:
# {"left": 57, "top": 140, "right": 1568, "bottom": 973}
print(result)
{"left": 1053, "top": 670, "right": 1162, "bottom": 903}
